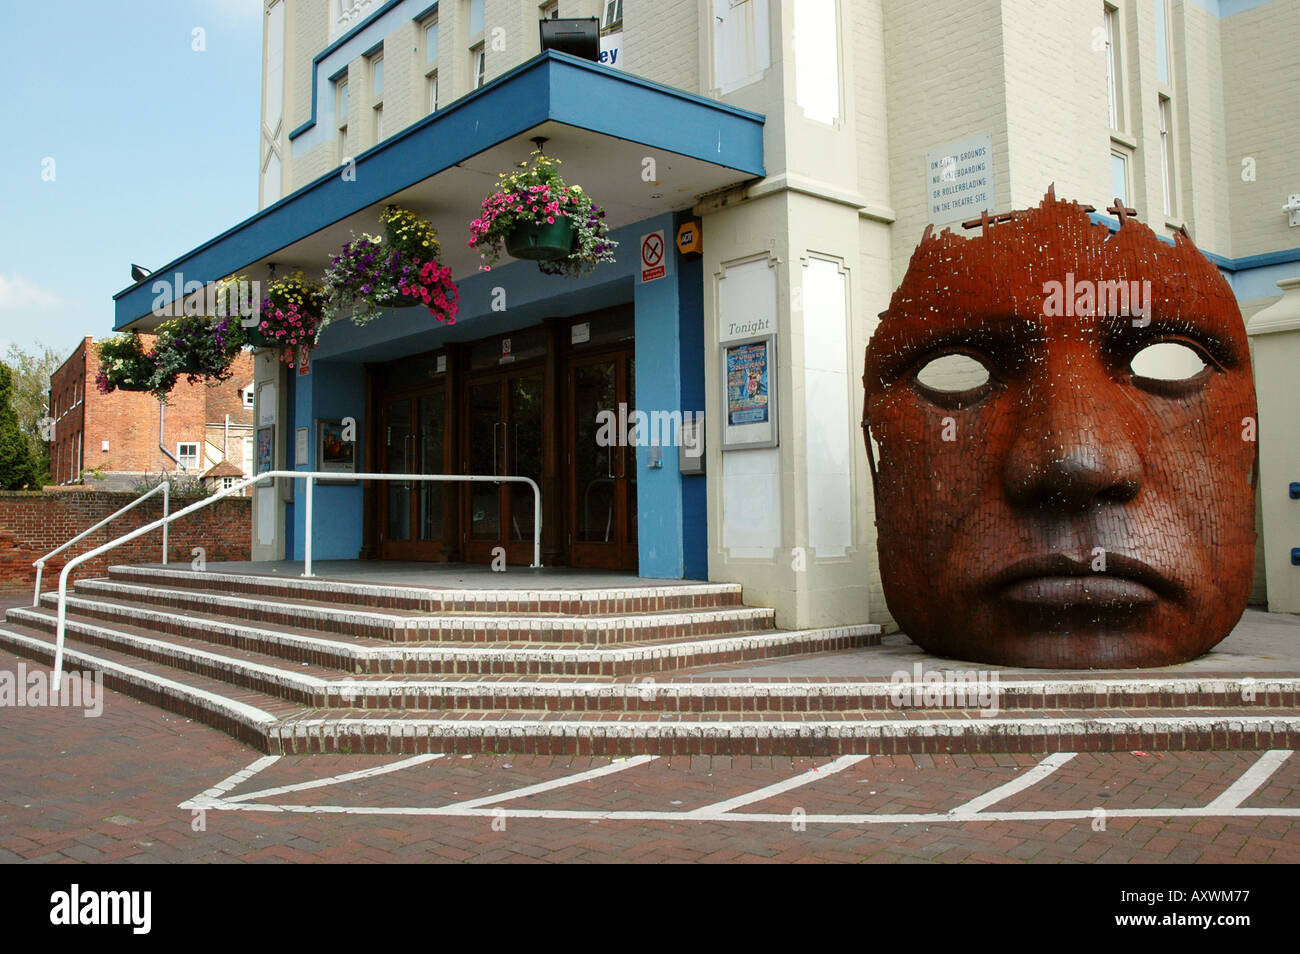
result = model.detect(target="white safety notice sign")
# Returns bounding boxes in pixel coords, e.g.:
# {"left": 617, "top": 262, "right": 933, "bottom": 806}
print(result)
{"left": 640, "top": 231, "right": 666, "bottom": 284}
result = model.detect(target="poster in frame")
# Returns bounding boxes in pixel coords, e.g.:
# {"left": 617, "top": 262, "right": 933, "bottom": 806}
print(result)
{"left": 720, "top": 334, "right": 778, "bottom": 450}
{"left": 316, "top": 418, "right": 357, "bottom": 484}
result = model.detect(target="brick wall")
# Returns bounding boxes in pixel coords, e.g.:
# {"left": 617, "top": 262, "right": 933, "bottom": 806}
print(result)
{"left": 0, "top": 489, "right": 251, "bottom": 588}
{"left": 56, "top": 341, "right": 254, "bottom": 480}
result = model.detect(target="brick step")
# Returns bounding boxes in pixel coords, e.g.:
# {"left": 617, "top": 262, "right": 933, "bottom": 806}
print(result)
{"left": 267, "top": 710, "right": 1300, "bottom": 757}
{"left": 64, "top": 581, "right": 775, "bottom": 644}
{"left": 7, "top": 604, "right": 881, "bottom": 678}
{"left": 6, "top": 608, "right": 1290, "bottom": 714}
{"left": 0, "top": 622, "right": 302, "bottom": 751}
{"left": 3, "top": 622, "right": 1295, "bottom": 756}
{"left": 105, "top": 564, "right": 746, "bottom": 615}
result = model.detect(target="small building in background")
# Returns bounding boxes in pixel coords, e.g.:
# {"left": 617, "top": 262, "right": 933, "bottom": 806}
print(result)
{"left": 47, "top": 336, "right": 255, "bottom": 493}
{"left": 202, "top": 459, "right": 246, "bottom": 495}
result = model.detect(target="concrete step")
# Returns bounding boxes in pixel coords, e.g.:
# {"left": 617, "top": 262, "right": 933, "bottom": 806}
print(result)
{"left": 62, "top": 580, "right": 776, "bottom": 644}
{"left": 8, "top": 603, "right": 880, "bottom": 678}
{"left": 105, "top": 564, "right": 746, "bottom": 615}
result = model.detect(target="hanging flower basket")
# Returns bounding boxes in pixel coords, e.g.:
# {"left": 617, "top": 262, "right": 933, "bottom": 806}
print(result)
{"left": 469, "top": 149, "right": 616, "bottom": 278}
{"left": 95, "top": 333, "right": 163, "bottom": 395}
{"left": 506, "top": 216, "right": 576, "bottom": 261}
{"left": 321, "top": 205, "right": 459, "bottom": 332}
{"left": 248, "top": 273, "right": 326, "bottom": 368}
{"left": 151, "top": 314, "right": 245, "bottom": 398}
{"left": 243, "top": 326, "right": 275, "bottom": 347}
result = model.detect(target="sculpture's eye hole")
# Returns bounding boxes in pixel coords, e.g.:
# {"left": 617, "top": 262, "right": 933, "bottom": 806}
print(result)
{"left": 1129, "top": 341, "right": 1212, "bottom": 393}
{"left": 913, "top": 352, "right": 992, "bottom": 407}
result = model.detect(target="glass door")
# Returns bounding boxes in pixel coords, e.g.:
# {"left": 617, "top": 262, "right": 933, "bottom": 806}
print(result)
{"left": 379, "top": 388, "right": 449, "bottom": 559}
{"left": 568, "top": 349, "right": 637, "bottom": 569}
{"left": 462, "top": 369, "right": 544, "bottom": 565}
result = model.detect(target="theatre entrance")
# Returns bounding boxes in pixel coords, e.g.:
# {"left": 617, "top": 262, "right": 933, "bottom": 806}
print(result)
{"left": 366, "top": 307, "right": 639, "bottom": 570}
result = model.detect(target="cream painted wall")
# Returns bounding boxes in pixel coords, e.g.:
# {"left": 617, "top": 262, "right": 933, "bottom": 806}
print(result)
{"left": 251, "top": 0, "right": 1299, "bottom": 630}
{"left": 1221, "top": 1, "right": 1300, "bottom": 259}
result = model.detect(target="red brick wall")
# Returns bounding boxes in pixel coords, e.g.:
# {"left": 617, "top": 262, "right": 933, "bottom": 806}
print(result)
{"left": 56, "top": 340, "right": 256, "bottom": 478}
{"left": 0, "top": 489, "right": 251, "bottom": 588}
{"left": 48, "top": 338, "right": 90, "bottom": 484}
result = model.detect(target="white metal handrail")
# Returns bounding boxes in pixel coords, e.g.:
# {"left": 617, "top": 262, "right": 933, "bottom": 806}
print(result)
{"left": 44, "top": 470, "right": 542, "bottom": 690}
{"left": 33, "top": 480, "right": 170, "bottom": 608}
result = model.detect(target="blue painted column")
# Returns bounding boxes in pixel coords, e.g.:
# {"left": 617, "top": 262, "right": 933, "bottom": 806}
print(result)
{"left": 676, "top": 226, "right": 707, "bottom": 580}
{"left": 290, "top": 359, "right": 367, "bottom": 561}
{"left": 633, "top": 213, "right": 706, "bottom": 579}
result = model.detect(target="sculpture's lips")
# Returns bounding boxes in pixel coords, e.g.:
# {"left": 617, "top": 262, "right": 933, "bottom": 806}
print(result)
{"left": 990, "top": 553, "right": 1177, "bottom": 609}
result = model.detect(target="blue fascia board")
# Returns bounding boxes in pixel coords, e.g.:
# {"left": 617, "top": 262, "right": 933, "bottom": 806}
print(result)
{"left": 113, "top": 51, "right": 765, "bottom": 329}
{"left": 288, "top": 0, "right": 405, "bottom": 142}
{"left": 1086, "top": 211, "right": 1299, "bottom": 273}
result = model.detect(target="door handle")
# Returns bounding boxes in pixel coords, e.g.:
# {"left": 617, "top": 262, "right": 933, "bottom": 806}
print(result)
{"left": 492, "top": 422, "right": 502, "bottom": 478}
{"left": 406, "top": 434, "right": 414, "bottom": 489}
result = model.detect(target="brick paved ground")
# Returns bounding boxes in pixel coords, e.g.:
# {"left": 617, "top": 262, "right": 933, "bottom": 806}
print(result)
{"left": 2, "top": 648, "right": 1298, "bottom": 863}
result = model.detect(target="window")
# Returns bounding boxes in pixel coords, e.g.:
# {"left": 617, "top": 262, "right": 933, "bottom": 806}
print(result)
{"left": 177, "top": 442, "right": 200, "bottom": 471}
{"left": 370, "top": 54, "right": 384, "bottom": 142}
{"left": 1154, "top": 0, "right": 1170, "bottom": 86}
{"left": 423, "top": 14, "right": 439, "bottom": 112}
{"left": 467, "top": 0, "right": 484, "bottom": 37}
{"left": 242, "top": 386, "right": 254, "bottom": 409}
{"left": 1104, "top": 5, "right": 1120, "bottom": 130}
{"left": 335, "top": 76, "right": 349, "bottom": 158}
{"left": 472, "top": 43, "right": 485, "bottom": 89}
{"left": 336, "top": 76, "right": 349, "bottom": 120}
{"left": 1159, "top": 96, "right": 1175, "bottom": 216}
{"left": 1110, "top": 151, "right": 1129, "bottom": 205}
{"left": 424, "top": 16, "right": 439, "bottom": 63}
{"left": 540, "top": 1, "right": 558, "bottom": 19}
{"left": 602, "top": 0, "right": 623, "bottom": 30}
{"left": 220, "top": 476, "right": 237, "bottom": 492}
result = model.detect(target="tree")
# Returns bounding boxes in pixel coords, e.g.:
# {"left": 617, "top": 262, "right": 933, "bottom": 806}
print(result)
{"left": 0, "top": 363, "right": 38, "bottom": 490}
{"left": 4, "top": 341, "right": 63, "bottom": 485}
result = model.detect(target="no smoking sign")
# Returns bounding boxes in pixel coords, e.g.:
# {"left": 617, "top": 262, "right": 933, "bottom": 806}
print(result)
{"left": 639, "top": 230, "right": 667, "bottom": 284}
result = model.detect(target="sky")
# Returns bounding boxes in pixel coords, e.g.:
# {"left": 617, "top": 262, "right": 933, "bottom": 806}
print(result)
{"left": 0, "top": 0, "right": 264, "bottom": 361}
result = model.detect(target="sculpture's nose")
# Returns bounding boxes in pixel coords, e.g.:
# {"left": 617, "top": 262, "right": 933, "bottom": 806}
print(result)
{"left": 1002, "top": 355, "right": 1144, "bottom": 510}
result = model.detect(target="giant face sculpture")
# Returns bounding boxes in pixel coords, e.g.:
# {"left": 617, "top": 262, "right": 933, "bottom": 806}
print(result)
{"left": 863, "top": 192, "right": 1257, "bottom": 668}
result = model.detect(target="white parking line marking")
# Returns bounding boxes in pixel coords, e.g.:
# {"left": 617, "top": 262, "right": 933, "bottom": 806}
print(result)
{"left": 441, "top": 755, "right": 658, "bottom": 811}
{"left": 224, "top": 753, "right": 445, "bottom": 804}
{"left": 948, "top": 752, "right": 1076, "bottom": 817}
{"left": 685, "top": 754, "right": 869, "bottom": 818}
{"left": 181, "top": 751, "right": 1300, "bottom": 825}
{"left": 177, "top": 803, "right": 1300, "bottom": 823}
{"left": 1204, "top": 750, "right": 1292, "bottom": 812}
{"left": 192, "top": 755, "right": 281, "bottom": 802}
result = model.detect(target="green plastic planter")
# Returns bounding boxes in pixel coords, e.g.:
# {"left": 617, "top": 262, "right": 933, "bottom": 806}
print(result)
{"left": 506, "top": 217, "right": 576, "bottom": 261}
{"left": 242, "top": 325, "right": 275, "bottom": 347}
